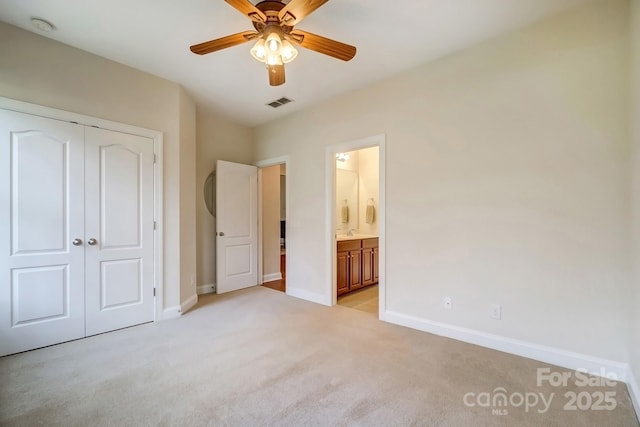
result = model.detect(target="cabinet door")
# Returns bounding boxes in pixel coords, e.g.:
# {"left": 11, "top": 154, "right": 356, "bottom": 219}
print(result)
{"left": 373, "top": 247, "right": 379, "bottom": 283}
{"left": 349, "top": 250, "right": 362, "bottom": 290}
{"left": 362, "top": 247, "right": 375, "bottom": 286}
{"left": 337, "top": 251, "right": 349, "bottom": 295}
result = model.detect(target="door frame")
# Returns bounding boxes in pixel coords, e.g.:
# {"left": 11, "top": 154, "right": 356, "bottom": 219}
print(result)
{"left": 255, "top": 156, "right": 289, "bottom": 289}
{"left": 0, "top": 96, "right": 165, "bottom": 321}
{"left": 326, "top": 134, "right": 386, "bottom": 319}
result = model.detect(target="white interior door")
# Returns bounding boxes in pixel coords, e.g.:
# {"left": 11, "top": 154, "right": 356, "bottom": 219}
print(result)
{"left": 84, "top": 127, "right": 155, "bottom": 336}
{"left": 0, "top": 110, "right": 86, "bottom": 356}
{"left": 216, "top": 160, "right": 258, "bottom": 293}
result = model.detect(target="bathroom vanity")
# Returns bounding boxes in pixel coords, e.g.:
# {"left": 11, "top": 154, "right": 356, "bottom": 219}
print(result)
{"left": 337, "top": 236, "right": 379, "bottom": 296}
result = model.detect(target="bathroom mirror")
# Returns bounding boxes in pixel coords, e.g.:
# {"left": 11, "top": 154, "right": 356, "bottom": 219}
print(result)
{"left": 336, "top": 169, "right": 358, "bottom": 232}
{"left": 204, "top": 170, "right": 215, "bottom": 217}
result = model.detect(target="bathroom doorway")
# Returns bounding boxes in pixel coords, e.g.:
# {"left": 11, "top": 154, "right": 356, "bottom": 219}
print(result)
{"left": 257, "top": 159, "right": 288, "bottom": 293}
{"left": 327, "top": 134, "right": 386, "bottom": 319}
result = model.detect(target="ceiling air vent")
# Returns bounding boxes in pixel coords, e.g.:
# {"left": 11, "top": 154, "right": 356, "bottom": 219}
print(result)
{"left": 267, "top": 97, "right": 294, "bottom": 108}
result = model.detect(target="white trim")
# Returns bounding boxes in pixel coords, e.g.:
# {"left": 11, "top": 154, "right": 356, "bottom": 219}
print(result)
{"left": 385, "top": 310, "right": 630, "bottom": 380}
{"left": 0, "top": 96, "right": 165, "bottom": 322}
{"left": 263, "top": 273, "right": 282, "bottom": 282}
{"left": 180, "top": 293, "right": 198, "bottom": 314}
{"left": 257, "top": 167, "right": 264, "bottom": 285}
{"left": 197, "top": 283, "right": 216, "bottom": 295}
{"left": 0, "top": 97, "right": 161, "bottom": 139}
{"left": 162, "top": 306, "right": 182, "bottom": 320}
{"left": 627, "top": 366, "right": 640, "bottom": 420}
{"left": 286, "top": 286, "right": 330, "bottom": 306}
{"left": 255, "top": 156, "right": 289, "bottom": 168}
{"left": 153, "top": 124, "right": 164, "bottom": 321}
{"left": 325, "top": 134, "right": 386, "bottom": 319}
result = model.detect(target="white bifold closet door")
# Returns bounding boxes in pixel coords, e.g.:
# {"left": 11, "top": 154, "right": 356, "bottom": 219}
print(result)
{"left": 0, "top": 109, "right": 155, "bottom": 356}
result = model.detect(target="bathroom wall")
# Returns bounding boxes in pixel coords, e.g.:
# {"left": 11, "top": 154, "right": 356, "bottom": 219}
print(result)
{"left": 336, "top": 151, "right": 359, "bottom": 232}
{"left": 335, "top": 148, "right": 380, "bottom": 236}
{"left": 358, "top": 147, "right": 380, "bottom": 236}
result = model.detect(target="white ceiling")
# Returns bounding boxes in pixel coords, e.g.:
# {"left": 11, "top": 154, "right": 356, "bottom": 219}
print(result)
{"left": 0, "top": 0, "right": 592, "bottom": 127}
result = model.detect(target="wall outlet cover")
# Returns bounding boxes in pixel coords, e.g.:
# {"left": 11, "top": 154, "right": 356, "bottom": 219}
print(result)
{"left": 490, "top": 304, "right": 502, "bottom": 320}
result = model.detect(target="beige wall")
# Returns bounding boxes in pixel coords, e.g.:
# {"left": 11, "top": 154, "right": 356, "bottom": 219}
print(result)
{"left": 179, "top": 87, "right": 197, "bottom": 303}
{"left": 195, "top": 109, "right": 253, "bottom": 290}
{"left": 262, "top": 165, "right": 282, "bottom": 280}
{"left": 254, "top": 0, "right": 630, "bottom": 362}
{"left": 630, "top": 0, "right": 640, "bottom": 394}
{"left": 0, "top": 22, "right": 195, "bottom": 312}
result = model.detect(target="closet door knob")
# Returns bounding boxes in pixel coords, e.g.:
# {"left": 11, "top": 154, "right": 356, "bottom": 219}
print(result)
{"left": 218, "top": 232, "right": 225, "bottom": 237}
{"left": 72, "top": 238, "right": 83, "bottom": 246}
{"left": 88, "top": 238, "right": 98, "bottom": 246}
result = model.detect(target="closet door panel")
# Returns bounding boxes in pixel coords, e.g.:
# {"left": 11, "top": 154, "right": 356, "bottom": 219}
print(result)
{"left": 0, "top": 109, "right": 85, "bottom": 356}
{"left": 84, "top": 127, "right": 155, "bottom": 336}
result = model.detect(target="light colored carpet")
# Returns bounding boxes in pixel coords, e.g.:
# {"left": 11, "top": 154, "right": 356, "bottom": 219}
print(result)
{"left": 0, "top": 286, "right": 638, "bottom": 426}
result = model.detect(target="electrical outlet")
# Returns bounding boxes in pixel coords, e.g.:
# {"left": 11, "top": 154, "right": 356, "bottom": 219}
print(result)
{"left": 443, "top": 297, "right": 452, "bottom": 310}
{"left": 490, "top": 304, "right": 502, "bottom": 320}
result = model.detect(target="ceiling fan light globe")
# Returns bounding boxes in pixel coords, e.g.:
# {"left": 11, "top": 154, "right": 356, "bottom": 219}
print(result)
{"left": 250, "top": 39, "right": 267, "bottom": 62}
{"left": 265, "top": 32, "right": 282, "bottom": 53}
{"left": 281, "top": 40, "right": 298, "bottom": 63}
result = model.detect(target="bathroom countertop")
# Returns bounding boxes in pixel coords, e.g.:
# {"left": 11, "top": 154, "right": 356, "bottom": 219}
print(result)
{"left": 336, "top": 234, "right": 378, "bottom": 242}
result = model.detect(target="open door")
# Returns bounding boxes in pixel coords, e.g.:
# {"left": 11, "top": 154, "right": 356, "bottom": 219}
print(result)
{"left": 216, "top": 160, "right": 258, "bottom": 293}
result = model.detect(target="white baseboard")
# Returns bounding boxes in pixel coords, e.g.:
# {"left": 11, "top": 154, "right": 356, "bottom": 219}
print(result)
{"left": 384, "top": 310, "right": 629, "bottom": 381}
{"left": 197, "top": 283, "right": 215, "bottom": 295}
{"left": 162, "top": 305, "right": 182, "bottom": 320}
{"left": 180, "top": 293, "right": 198, "bottom": 314}
{"left": 286, "top": 286, "right": 330, "bottom": 306}
{"left": 263, "top": 273, "right": 282, "bottom": 283}
{"left": 627, "top": 366, "right": 640, "bottom": 421}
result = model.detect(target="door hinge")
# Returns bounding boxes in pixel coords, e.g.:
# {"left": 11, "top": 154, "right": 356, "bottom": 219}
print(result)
{"left": 153, "top": 288, "right": 156, "bottom": 297}
{"left": 154, "top": 154, "right": 157, "bottom": 164}
{"left": 153, "top": 221, "right": 157, "bottom": 230}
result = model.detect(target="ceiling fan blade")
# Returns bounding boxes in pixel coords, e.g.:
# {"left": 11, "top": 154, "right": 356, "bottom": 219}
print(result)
{"left": 225, "top": 0, "right": 267, "bottom": 23}
{"left": 268, "top": 64, "right": 286, "bottom": 86}
{"left": 190, "top": 31, "right": 258, "bottom": 55}
{"left": 289, "top": 30, "right": 356, "bottom": 61}
{"left": 279, "top": 0, "right": 328, "bottom": 26}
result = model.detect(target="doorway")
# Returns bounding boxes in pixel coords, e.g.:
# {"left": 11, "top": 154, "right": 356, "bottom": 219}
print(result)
{"left": 256, "top": 158, "right": 289, "bottom": 293}
{"left": 335, "top": 147, "right": 379, "bottom": 315}
{"left": 327, "top": 135, "right": 385, "bottom": 319}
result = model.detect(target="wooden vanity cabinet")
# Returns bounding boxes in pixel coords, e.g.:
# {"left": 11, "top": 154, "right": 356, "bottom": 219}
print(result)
{"left": 337, "top": 240, "right": 361, "bottom": 296}
{"left": 337, "top": 250, "right": 350, "bottom": 295}
{"left": 337, "top": 238, "right": 378, "bottom": 296}
{"left": 362, "top": 238, "right": 377, "bottom": 287}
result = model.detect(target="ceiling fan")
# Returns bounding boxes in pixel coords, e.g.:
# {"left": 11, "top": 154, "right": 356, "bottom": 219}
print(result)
{"left": 190, "top": 0, "right": 357, "bottom": 86}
